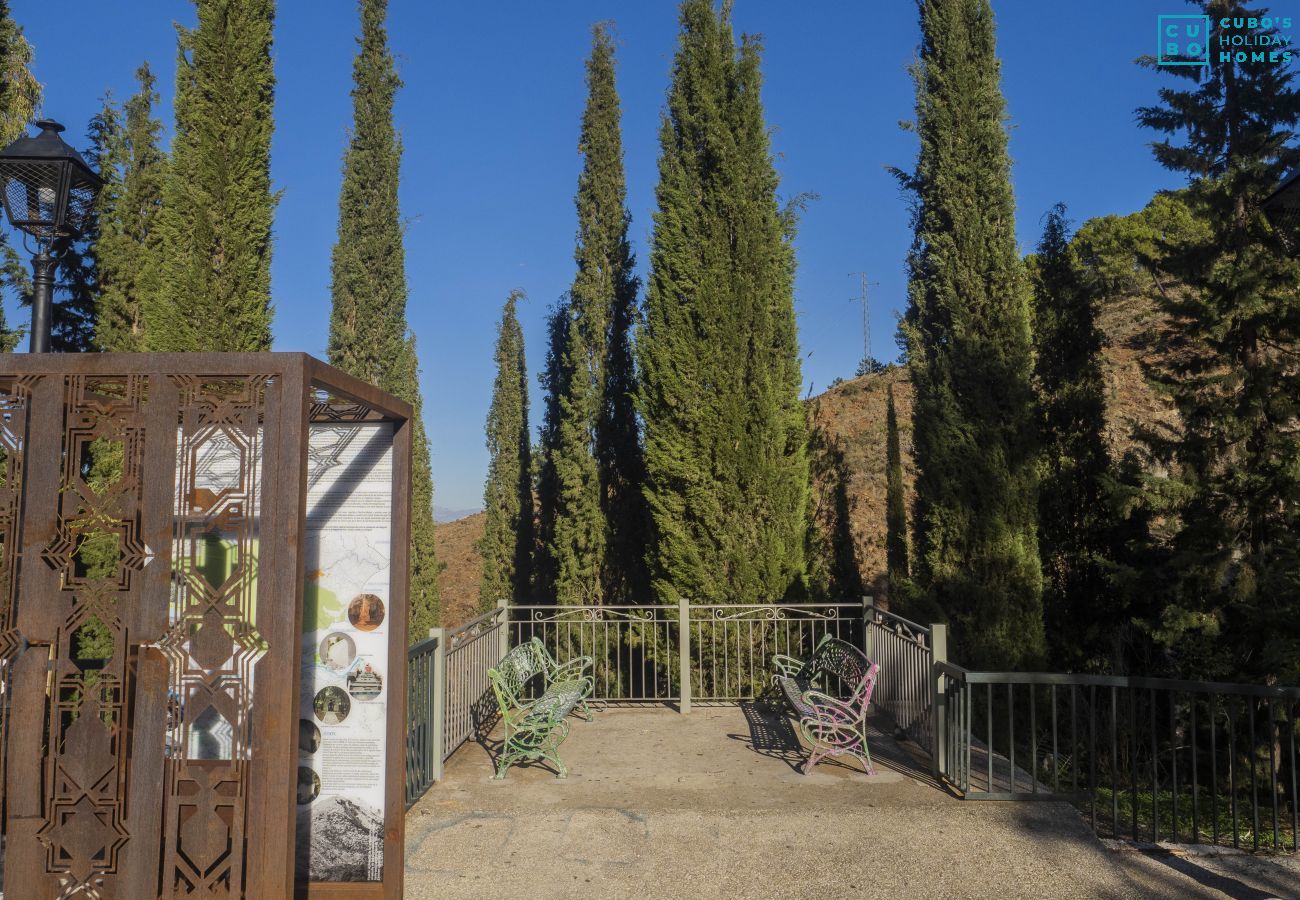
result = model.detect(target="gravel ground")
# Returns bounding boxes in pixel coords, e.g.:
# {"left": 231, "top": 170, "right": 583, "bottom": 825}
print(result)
{"left": 403, "top": 707, "right": 1298, "bottom": 899}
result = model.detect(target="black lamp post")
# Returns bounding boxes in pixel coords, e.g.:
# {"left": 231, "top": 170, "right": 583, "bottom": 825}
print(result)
{"left": 0, "top": 119, "right": 102, "bottom": 352}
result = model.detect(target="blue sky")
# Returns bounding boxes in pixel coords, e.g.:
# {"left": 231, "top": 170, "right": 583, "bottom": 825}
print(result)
{"left": 9, "top": 0, "right": 1189, "bottom": 511}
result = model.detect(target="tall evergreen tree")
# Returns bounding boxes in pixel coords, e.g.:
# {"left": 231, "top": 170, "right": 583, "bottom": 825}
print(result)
{"left": 885, "top": 383, "right": 909, "bottom": 593}
{"left": 327, "top": 0, "right": 440, "bottom": 635}
{"left": 480, "top": 290, "right": 534, "bottom": 609}
{"left": 148, "top": 0, "right": 276, "bottom": 351}
{"left": 1030, "top": 203, "right": 1116, "bottom": 671}
{"left": 96, "top": 63, "right": 166, "bottom": 352}
{"left": 588, "top": 24, "right": 647, "bottom": 604}
{"left": 896, "top": 0, "right": 1043, "bottom": 668}
{"left": 537, "top": 24, "right": 644, "bottom": 606}
{"left": 0, "top": 0, "right": 39, "bottom": 350}
{"left": 1136, "top": 2, "right": 1300, "bottom": 683}
{"left": 638, "top": 0, "right": 809, "bottom": 606}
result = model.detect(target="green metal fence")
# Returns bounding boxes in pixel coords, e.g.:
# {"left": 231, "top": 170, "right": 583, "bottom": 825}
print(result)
{"left": 935, "top": 664, "right": 1300, "bottom": 852}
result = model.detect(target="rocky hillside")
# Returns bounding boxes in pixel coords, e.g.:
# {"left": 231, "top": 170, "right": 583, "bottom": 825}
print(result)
{"left": 432, "top": 286, "right": 1175, "bottom": 623}
{"left": 807, "top": 285, "right": 1176, "bottom": 603}
{"left": 435, "top": 511, "right": 486, "bottom": 628}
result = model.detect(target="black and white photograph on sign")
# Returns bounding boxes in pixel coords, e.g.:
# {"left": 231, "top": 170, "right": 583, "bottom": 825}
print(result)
{"left": 297, "top": 797, "right": 385, "bottom": 883}
{"left": 299, "top": 718, "right": 321, "bottom": 755}
{"left": 346, "top": 661, "right": 383, "bottom": 700}
{"left": 320, "top": 632, "right": 356, "bottom": 670}
{"left": 313, "top": 685, "right": 351, "bottom": 725}
{"left": 297, "top": 766, "right": 321, "bottom": 805}
{"left": 347, "top": 593, "right": 385, "bottom": 631}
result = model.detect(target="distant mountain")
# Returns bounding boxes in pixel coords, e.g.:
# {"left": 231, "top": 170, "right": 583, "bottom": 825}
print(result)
{"left": 434, "top": 505, "right": 481, "bottom": 523}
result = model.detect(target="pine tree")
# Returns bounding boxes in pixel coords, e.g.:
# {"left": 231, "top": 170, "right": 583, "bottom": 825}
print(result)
{"left": 1030, "top": 203, "right": 1115, "bottom": 671}
{"left": 95, "top": 63, "right": 166, "bottom": 352}
{"left": 896, "top": 0, "right": 1043, "bottom": 668}
{"left": 537, "top": 24, "right": 643, "bottom": 606}
{"left": 1136, "top": 2, "right": 1300, "bottom": 683}
{"left": 885, "top": 383, "right": 909, "bottom": 592}
{"left": 638, "top": 0, "right": 809, "bottom": 606}
{"left": 0, "top": 0, "right": 39, "bottom": 350}
{"left": 481, "top": 290, "right": 533, "bottom": 609}
{"left": 327, "top": 0, "right": 440, "bottom": 635}
{"left": 148, "top": 0, "right": 276, "bottom": 351}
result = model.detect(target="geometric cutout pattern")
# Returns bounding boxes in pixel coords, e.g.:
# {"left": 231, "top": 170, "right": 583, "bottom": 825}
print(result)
{"left": 36, "top": 376, "right": 147, "bottom": 898}
{"left": 157, "top": 375, "right": 269, "bottom": 897}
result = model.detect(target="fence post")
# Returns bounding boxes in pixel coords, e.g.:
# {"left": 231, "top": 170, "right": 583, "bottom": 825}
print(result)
{"left": 678, "top": 597, "right": 691, "bottom": 714}
{"left": 430, "top": 626, "right": 446, "bottom": 783}
{"left": 496, "top": 596, "right": 509, "bottom": 662}
{"left": 861, "top": 594, "right": 874, "bottom": 659}
{"left": 931, "top": 622, "right": 948, "bottom": 779}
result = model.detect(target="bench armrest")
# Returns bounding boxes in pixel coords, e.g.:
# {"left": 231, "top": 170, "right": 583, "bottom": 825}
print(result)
{"left": 801, "top": 689, "right": 864, "bottom": 726}
{"left": 550, "top": 654, "right": 594, "bottom": 682}
{"left": 771, "top": 654, "right": 805, "bottom": 679}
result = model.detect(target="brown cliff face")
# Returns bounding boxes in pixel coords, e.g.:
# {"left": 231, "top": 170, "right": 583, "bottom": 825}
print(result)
{"left": 804, "top": 286, "right": 1179, "bottom": 603}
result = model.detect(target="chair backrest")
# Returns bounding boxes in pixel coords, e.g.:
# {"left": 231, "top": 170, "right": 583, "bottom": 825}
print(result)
{"left": 488, "top": 639, "right": 547, "bottom": 711}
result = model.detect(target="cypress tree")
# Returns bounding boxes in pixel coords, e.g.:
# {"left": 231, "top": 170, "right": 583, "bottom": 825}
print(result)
{"left": 1136, "top": 3, "right": 1300, "bottom": 682}
{"left": 327, "top": 0, "right": 440, "bottom": 635}
{"left": 638, "top": 0, "right": 809, "bottom": 606}
{"left": 149, "top": 0, "right": 276, "bottom": 351}
{"left": 1029, "top": 203, "right": 1115, "bottom": 671}
{"left": 896, "top": 0, "right": 1043, "bottom": 668}
{"left": 0, "top": 0, "right": 39, "bottom": 350}
{"left": 885, "top": 383, "right": 909, "bottom": 592}
{"left": 538, "top": 24, "right": 643, "bottom": 606}
{"left": 95, "top": 63, "right": 166, "bottom": 352}
{"left": 480, "top": 290, "right": 533, "bottom": 609}
{"left": 588, "top": 24, "right": 647, "bottom": 604}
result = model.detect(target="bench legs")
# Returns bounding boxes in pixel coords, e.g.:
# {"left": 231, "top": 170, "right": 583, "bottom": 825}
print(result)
{"left": 799, "top": 721, "right": 876, "bottom": 776}
{"left": 494, "top": 717, "right": 572, "bottom": 780}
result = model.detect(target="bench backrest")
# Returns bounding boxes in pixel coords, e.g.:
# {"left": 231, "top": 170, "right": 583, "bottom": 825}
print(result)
{"left": 488, "top": 638, "right": 548, "bottom": 711}
{"left": 805, "top": 637, "right": 875, "bottom": 701}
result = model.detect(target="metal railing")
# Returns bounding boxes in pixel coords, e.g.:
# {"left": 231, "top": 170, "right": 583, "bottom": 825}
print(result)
{"left": 935, "top": 663, "right": 1300, "bottom": 851}
{"left": 405, "top": 633, "right": 440, "bottom": 808}
{"left": 507, "top": 599, "right": 866, "bottom": 709}
{"left": 684, "top": 602, "right": 862, "bottom": 704}
{"left": 508, "top": 603, "right": 679, "bottom": 702}
{"left": 865, "top": 603, "right": 938, "bottom": 748}
{"left": 404, "top": 603, "right": 507, "bottom": 807}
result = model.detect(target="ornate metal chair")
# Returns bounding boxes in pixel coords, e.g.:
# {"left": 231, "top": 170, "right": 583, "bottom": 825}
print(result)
{"left": 771, "top": 636, "right": 878, "bottom": 775}
{"left": 487, "top": 638, "right": 595, "bottom": 779}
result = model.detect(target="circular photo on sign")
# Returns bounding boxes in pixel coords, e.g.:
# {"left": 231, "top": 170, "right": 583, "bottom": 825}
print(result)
{"left": 319, "top": 632, "right": 356, "bottom": 671}
{"left": 297, "top": 766, "right": 320, "bottom": 805}
{"left": 348, "top": 594, "right": 385, "bottom": 631}
{"left": 346, "top": 661, "right": 384, "bottom": 701}
{"left": 298, "top": 719, "right": 321, "bottom": 755}
{"left": 313, "top": 686, "right": 351, "bottom": 726}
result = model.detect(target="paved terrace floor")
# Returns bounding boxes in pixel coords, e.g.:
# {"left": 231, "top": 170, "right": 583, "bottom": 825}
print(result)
{"left": 405, "top": 706, "right": 1300, "bottom": 900}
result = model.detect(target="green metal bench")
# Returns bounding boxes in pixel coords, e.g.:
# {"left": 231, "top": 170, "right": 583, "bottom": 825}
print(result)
{"left": 771, "top": 635, "right": 878, "bottom": 775}
{"left": 487, "top": 638, "right": 595, "bottom": 779}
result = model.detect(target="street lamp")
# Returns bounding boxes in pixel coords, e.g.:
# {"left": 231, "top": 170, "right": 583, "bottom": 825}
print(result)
{"left": 0, "top": 119, "right": 102, "bottom": 352}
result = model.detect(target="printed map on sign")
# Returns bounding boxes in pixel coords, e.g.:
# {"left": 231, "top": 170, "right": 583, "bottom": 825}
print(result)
{"left": 296, "top": 422, "right": 393, "bottom": 883}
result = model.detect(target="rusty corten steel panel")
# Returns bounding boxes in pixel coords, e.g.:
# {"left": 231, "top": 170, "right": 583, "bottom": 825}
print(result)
{"left": 0, "top": 354, "right": 409, "bottom": 900}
